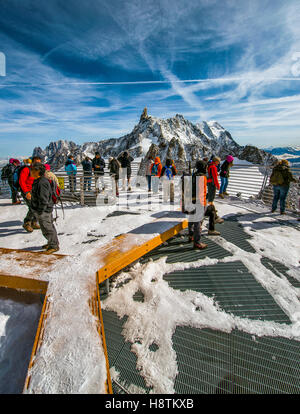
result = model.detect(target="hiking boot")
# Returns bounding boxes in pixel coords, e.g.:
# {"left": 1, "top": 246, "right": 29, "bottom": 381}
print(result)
{"left": 271, "top": 209, "right": 276, "bottom": 213}
{"left": 45, "top": 246, "right": 60, "bottom": 254}
{"left": 23, "top": 223, "right": 33, "bottom": 233}
{"left": 215, "top": 217, "right": 224, "bottom": 224}
{"left": 128, "top": 186, "right": 132, "bottom": 192}
{"left": 280, "top": 212, "right": 286, "bottom": 215}
{"left": 218, "top": 193, "right": 225, "bottom": 199}
{"left": 31, "top": 222, "right": 40, "bottom": 230}
{"left": 223, "top": 192, "right": 229, "bottom": 196}
{"left": 208, "top": 230, "right": 221, "bottom": 236}
{"left": 193, "top": 242, "right": 208, "bottom": 250}
{"left": 188, "top": 235, "right": 194, "bottom": 243}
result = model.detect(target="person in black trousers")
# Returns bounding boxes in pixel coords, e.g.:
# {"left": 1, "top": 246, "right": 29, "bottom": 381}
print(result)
{"left": 92, "top": 152, "right": 106, "bottom": 192}
{"left": 31, "top": 163, "right": 59, "bottom": 254}
{"left": 81, "top": 157, "right": 92, "bottom": 191}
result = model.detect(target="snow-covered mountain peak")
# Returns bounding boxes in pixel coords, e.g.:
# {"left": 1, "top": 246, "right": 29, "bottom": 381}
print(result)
{"left": 33, "top": 109, "right": 273, "bottom": 169}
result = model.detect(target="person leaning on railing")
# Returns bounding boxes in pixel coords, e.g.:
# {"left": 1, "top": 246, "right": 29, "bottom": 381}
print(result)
{"left": 81, "top": 157, "right": 93, "bottom": 191}
{"left": 65, "top": 156, "right": 77, "bottom": 192}
{"left": 270, "top": 159, "right": 297, "bottom": 215}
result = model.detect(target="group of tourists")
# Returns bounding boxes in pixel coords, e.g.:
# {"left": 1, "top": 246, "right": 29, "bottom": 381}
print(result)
{"left": 64, "top": 151, "right": 134, "bottom": 196}
{"left": 1, "top": 150, "right": 298, "bottom": 254}
{"left": 1, "top": 156, "right": 60, "bottom": 254}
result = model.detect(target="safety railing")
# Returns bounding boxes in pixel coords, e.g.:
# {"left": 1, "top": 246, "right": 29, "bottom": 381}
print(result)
{"left": 1, "top": 162, "right": 299, "bottom": 212}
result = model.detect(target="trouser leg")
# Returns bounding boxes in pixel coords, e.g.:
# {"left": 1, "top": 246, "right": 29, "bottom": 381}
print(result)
{"left": 170, "top": 181, "right": 174, "bottom": 202}
{"left": 279, "top": 186, "right": 289, "bottom": 213}
{"left": 219, "top": 177, "right": 225, "bottom": 194}
{"left": 21, "top": 193, "right": 36, "bottom": 224}
{"left": 193, "top": 221, "right": 201, "bottom": 243}
{"left": 37, "top": 212, "right": 59, "bottom": 248}
{"left": 188, "top": 219, "right": 201, "bottom": 243}
{"left": 207, "top": 182, "right": 216, "bottom": 203}
{"left": 205, "top": 205, "right": 216, "bottom": 231}
{"left": 272, "top": 186, "right": 280, "bottom": 211}
{"left": 9, "top": 182, "right": 17, "bottom": 203}
{"left": 147, "top": 175, "right": 151, "bottom": 191}
{"left": 223, "top": 178, "right": 229, "bottom": 192}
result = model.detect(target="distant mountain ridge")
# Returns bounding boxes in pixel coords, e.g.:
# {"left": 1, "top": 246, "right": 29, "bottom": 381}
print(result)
{"left": 263, "top": 146, "right": 300, "bottom": 164}
{"left": 33, "top": 109, "right": 275, "bottom": 170}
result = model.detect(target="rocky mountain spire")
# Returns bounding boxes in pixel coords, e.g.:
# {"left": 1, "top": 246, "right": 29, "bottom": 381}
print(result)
{"left": 32, "top": 109, "right": 275, "bottom": 170}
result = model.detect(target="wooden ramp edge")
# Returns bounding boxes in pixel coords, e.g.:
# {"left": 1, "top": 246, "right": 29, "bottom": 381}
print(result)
{"left": 97, "top": 219, "right": 188, "bottom": 284}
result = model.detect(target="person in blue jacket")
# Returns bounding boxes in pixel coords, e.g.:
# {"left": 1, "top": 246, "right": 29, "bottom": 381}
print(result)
{"left": 65, "top": 155, "right": 77, "bottom": 192}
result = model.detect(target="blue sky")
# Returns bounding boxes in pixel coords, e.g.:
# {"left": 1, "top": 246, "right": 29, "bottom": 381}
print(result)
{"left": 0, "top": 0, "right": 300, "bottom": 157}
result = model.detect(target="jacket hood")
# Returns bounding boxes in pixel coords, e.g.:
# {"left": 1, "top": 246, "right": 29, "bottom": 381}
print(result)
{"left": 154, "top": 157, "right": 161, "bottom": 163}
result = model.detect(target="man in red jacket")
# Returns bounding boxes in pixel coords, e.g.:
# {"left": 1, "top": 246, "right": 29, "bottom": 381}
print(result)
{"left": 207, "top": 156, "right": 221, "bottom": 205}
{"left": 19, "top": 156, "right": 42, "bottom": 232}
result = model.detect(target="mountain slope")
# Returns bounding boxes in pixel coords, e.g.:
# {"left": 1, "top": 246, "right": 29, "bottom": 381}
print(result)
{"left": 33, "top": 110, "right": 274, "bottom": 170}
{"left": 263, "top": 146, "right": 300, "bottom": 164}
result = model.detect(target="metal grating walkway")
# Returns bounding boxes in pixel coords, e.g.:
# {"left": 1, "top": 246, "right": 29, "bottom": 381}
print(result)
{"left": 173, "top": 327, "right": 300, "bottom": 394}
{"left": 164, "top": 261, "right": 291, "bottom": 323}
{"left": 102, "top": 216, "right": 300, "bottom": 394}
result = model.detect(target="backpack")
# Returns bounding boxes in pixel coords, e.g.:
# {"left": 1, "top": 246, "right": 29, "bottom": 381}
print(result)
{"left": 12, "top": 165, "right": 28, "bottom": 191}
{"left": 151, "top": 163, "right": 159, "bottom": 176}
{"left": 165, "top": 166, "right": 173, "bottom": 180}
{"left": 48, "top": 178, "right": 64, "bottom": 222}
{"left": 1, "top": 164, "right": 12, "bottom": 181}
{"left": 48, "top": 179, "right": 61, "bottom": 204}
{"left": 270, "top": 169, "right": 284, "bottom": 186}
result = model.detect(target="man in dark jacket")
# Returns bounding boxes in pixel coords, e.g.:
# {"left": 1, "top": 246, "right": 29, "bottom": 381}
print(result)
{"left": 270, "top": 159, "right": 297, "bottom": 214}
{"left": 118, "top": 151, "right": 134, "bottom": 191}
{"left": 92, "top": 152, "right": 105, "bottom": 192}
{"left": 31, "top": 163, "right": 59, "bottom": 254}
{"left": 81, "top": 157, "right": 92, "bottom": 191}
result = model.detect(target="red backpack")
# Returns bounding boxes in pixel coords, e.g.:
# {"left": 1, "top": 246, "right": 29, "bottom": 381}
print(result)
{"left": 48, "top": 179, "right": 61, "bottom": 204}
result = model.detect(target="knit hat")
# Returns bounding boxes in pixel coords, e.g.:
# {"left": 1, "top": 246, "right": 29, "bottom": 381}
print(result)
{"left": 226, "top": 155, "right": 234, "bottom": 163}
{"left": 195, "top": 160, "right": 207, "bottom": 174}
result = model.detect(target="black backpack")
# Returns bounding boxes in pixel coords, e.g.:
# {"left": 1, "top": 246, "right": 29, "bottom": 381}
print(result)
{"left": 1, "top": 164, "right": 11, "bottom": 181}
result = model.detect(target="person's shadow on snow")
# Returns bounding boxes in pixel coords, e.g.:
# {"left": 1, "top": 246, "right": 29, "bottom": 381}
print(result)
{"left": 0, "top": 220, "right": 26, "bottom": 237}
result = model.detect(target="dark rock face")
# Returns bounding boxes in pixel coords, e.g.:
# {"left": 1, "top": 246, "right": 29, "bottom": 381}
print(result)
{"left": 32, "top": 111, "right": 275, "bottom": 171}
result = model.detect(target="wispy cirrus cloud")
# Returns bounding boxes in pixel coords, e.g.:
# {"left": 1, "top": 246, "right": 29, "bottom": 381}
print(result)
{"left": 0, "top": 0, "right": 300, "bottom": 156}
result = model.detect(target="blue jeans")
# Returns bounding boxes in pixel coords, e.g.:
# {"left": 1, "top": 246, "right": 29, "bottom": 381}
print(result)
{"left": 146, "top": 175, "right": 151, "bottom": 191}
{"left": 272, "top": 185, "right": 289, "bottom": 213}
{"left": 219, "top": 176, "right": 228, "bottom": 194}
